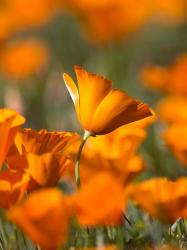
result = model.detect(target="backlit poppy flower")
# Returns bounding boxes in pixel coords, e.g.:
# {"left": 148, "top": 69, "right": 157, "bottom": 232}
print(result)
{"left": 0, "top": 169, "right": 29, "bottom": 210}
{"left": 0, "top": 38, "right": 49, "bottom": 79}
{"left": 63, "top": 66, "right": 152, "bottom": 135}
{"left": 7, "top": 128, "right": 79, "bottom": 190}
{"left": 0, "top": 108, "right": 25, "bottom": 170}
{"left": 8, "top": 188, "right": 71, "bottom": 250}
{"left": 69, "top": 173, "right": 126, "bottom": 226}
{"left": 9, "top": 128, "right": 79, "bottom": 156}
{"left": 163, "top": 123, "right": 187, "bottom": 166}
{"left": 157, "top": 95, "right": 187, "bottom": 124}
{"left": 142, "top": 54, "right": 187, "bottom": 95}
{"left": 128, "top": 177, "right": 187, "bottom": 223}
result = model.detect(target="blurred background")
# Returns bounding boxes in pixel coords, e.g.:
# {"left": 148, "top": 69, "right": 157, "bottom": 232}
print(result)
{"left": 1, "top": 0, "right": 187, "bottom": 180}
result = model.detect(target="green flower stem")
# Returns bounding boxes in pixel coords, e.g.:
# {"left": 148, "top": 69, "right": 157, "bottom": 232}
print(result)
{"left": 0, "top": 216, "right": 8, "bottom": 248}
{"left": 75, "top": 130, "right": 92, "bottom": 188}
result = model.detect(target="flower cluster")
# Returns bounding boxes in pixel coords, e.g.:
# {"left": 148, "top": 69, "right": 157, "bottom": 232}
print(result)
{"left": 0, "top": 67, "right": 154, "bottom": 249}
{"left": 142, "top": 55, "right": 187, "bottom": 167}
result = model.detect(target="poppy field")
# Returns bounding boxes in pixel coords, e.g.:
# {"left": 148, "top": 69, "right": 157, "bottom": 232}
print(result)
{"left": 1, "top": 1, "right": 187, "bottom": 250}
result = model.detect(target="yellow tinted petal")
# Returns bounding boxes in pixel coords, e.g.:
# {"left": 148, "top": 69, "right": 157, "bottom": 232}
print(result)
{"left": 63, "top": 73, "right": 80, "bottom": 116}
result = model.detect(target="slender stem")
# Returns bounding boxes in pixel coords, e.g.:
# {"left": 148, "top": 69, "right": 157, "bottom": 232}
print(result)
{"left": 0, "top": 216, "right": 8, "bottom": 248}
{"left": 75, "top": 131, "right": 92, "bottom": 188}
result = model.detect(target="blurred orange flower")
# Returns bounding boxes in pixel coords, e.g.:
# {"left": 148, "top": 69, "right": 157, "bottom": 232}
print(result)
{"left": 128, "top": 177, "right": 187, "bottom": 223}
{"left": 78, "top": 154, "right": 145, "bottom": 187}
{"left": 86, "top": 116, "right": 154, "bottom": 160}
{"left": 0, "top": 0, "right": 60, "bottom": 35}
{"left": 153, "top": 0, "right": 187, "bottom": 22}
{"left": 0, "top": 38, "right": 49, "bottom": 79}
{"left": 65, "top": 0, "right": 187, "bottom": 44}
{"left": 163, "top": 123, "right": 187, "bottom": 166}
{"left": 0, "top": 169, "right": 29, "bottom": 209}
{"left": 142, "top": 54, "right": 187, "bottom": 95}
{"left": 7, "top": 129, "right": 79, "bottom": 190}
{"left": 65, "top": 0, "right": 152, "bottom": 44}
{"left": 63, "top": 66, "right": 152, "bottom": 135}
{"left": 0, "top": 9, "right": 15, "bottom": 40}
{"left": 157, "top": 95, "right": 187, "bottom": 124}
{"left": 69, "top": 173, "right": 126, "bottom": 226}
{"left": 0, "top": 108, "right": 25, "bottom": 169}
{"left": 8, "top": 188, "right": 70, "bottom": 250}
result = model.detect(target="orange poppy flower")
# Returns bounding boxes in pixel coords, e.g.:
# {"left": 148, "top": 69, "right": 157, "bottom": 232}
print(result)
{"left": 142, "top": 54, "right": 187, "bottom": 95}
{"left": 157, "top": 95, "right": 187, "bottom": 124}
{"left": 8, "top": 188, "right": 71, "bottom": 250}
{"left": 2, "top": 0, "right": 60, "bottom": 31}
{"left": 163, "top": 123, "right": 187, "bottom": 166}
{"left": 78, "top": 154, "right": 145, "bottom": 187}
{"left": 128, "top": 177, "right": 187, "bottom": 223}
{"left": 63, "top": 116, "right": 155, "bottom": 185}
{"left": 0, "top": 38, "right": 49, "bottom": 79}
{"left": 141, "top": 66, "right": 168, "bottom": 91}
{"left": 63, "top": 66, "right": 152, "bottom": 135}
{"left": 153, "top": 0, "right": 187, "bottom": 22}
{"left": 86, "top": 115, "right": 154, "bottom": 160}
{"left": 69, "top": 173, "right": 126, "bottom": 226}
{"left": 64, "top": 0, "right": 153, "bottom": 44}
{"left": 7, "top": 128, "right": 79, "bottom": 190}
{"left": 0, "top": 169, "right": 29, "bottom": 209}
{"left": 0, "top": 9, "right": 16, "bottom": 40}
{"left": 0, "top": 108, "right": 25, "bottom": 170}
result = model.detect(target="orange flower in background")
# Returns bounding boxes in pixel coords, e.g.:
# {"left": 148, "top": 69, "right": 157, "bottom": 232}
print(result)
{"left": 142, "top": 54, "right": 187, "bottom": 95}
{"left": 63, "top": 134, "right": 145, "bottom": 186}
{"left": 153, "top": 0, "right": 187, "bottom": 22}
{"left": 128, "top": 177, "right": 187, "bottom": 223}
{"left": 157, "top": 95, "right": 187, "bottom": 124}
{"left": 69, "top": 173, "right": 126, "bottom": 226}
{"left": 7, "top": 129, "right": 79, "bottom": 190}
{"left": 0, "top": 0, "right": 62, "bottom": 41}
{"left": 86, "top": 115, "right": 155, "bottom": 160}
{"left": 0, "top": 9, "right": 16, "bottom": 40}
{"left": 142, "top": 66, "right": 168, "bottom": 91}
{"left": 0, "top": 38, "right": 49, "bottom": 79}
{"left": 64, "top": 66, "right": 152, "bottom": 135}
{"left": 77, "top": 153, "right": 145, "bottom": 187}
{"left": 63, "top": 112, "right": 155, "bottom": 185}
{"left": 8, "top": 188, "right": 71, "bottom": 250}
{"left": 76, "top": 122, "right": 151, "bottom": 184}
{"left": 65, "top": 0, "right": 153, "bottom": 44}
{"left": 0, "top": 169, "right": 29, "bottom": 210}
{"left": 0, "top": 0, "right": 61, "bottom": 34}
{"left": 163, "top": 123, "right": 187, "bottom": 166}
{"left": 64, "top": 0, "right": 187, "bottom": 44}
{"left": 0, "top": 108, "right": 25, "bottom": 169}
